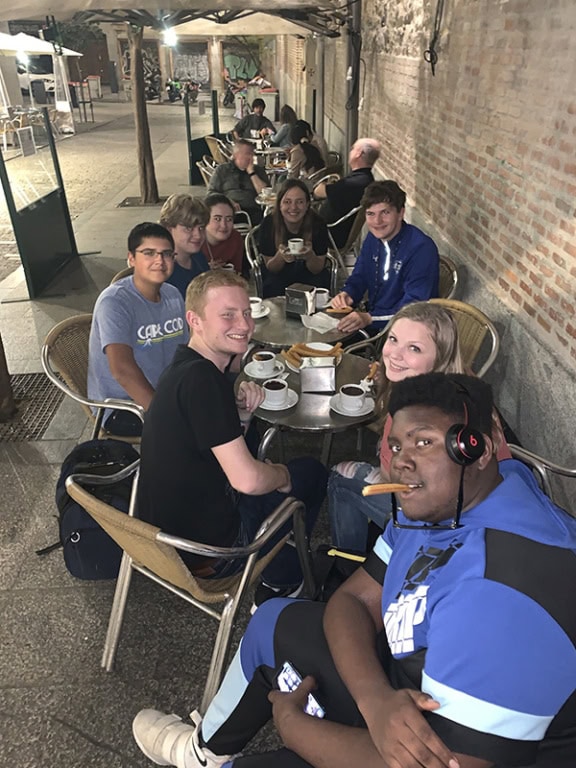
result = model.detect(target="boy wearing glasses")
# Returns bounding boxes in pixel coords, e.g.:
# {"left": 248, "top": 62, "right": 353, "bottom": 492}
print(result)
{"left": 87, "top": 222, "right": 186, "bottom": 436}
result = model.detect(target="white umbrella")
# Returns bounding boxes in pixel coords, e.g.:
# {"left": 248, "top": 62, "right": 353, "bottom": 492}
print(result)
{"left": 13, "top": 32, "right": 82, "bottom": 57}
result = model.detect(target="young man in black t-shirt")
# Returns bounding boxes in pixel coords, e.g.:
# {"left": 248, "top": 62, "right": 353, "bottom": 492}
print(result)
{"left": 137, "top": 270, "right": 327, "bottom": 603}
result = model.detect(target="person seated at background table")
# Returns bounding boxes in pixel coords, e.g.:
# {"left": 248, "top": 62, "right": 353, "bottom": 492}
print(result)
{"left": 133, "top": 371, "right": 576, "bottom": 768}
{"left": 201, "top": 193, "right": 245, "bottom": 275}
{"left": 269, "top": 104, "right": 298, "bottom": 148}
{"left": 87, "top": 222, "right": 186, "bottom": 437}
{"left": 328, "top": 301, "right": 512, "bottom": 552}
{"left": 233, "top": 97, "right": 275, "bottom": 140}
{"left": 257, "top": 178, "right": 330, "bottom": 298}
{"left": 287, "top": 121, "right": 326, "bottom": 179}
{"left": 314, "top": 137, "right": 381, "bottom": 248}
{"left": 159, "top": 194, "right": 210, "bottom": 299}
{"left": 136, "top": 269, "right": 327, "bottom": 605}
{"left": 208, "top": 139, "right": 269, "bottom": 225}
{"left": 331, "top": 180, "right": 439, "bottom": 336}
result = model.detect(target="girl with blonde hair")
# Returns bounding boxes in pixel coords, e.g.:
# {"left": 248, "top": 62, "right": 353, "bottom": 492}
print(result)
{"left": 328, "top": 301, "right": 510, "bottom": 551}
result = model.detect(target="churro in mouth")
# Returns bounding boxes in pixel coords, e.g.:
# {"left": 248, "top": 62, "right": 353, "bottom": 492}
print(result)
{"left": 362, "top": 483, "right": 423, "bottom": 496}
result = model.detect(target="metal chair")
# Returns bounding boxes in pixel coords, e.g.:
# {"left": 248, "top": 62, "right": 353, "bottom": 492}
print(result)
{"left": 312, "top": 173, "right": 341, "bottom": 190}
{"left": 65, "top": 464, "right": 313, "bottom": 713}
{"left": 305, "top": 167, "right": 329, "bottom": 186}
{"left": 245, "top": 226, "right": 338, "bottom": 299}
{"left": 196, "top": 160, "right": 213, "bottom": 187}
{"left": 327, "top": 206, "right": 364, "bottom": 272}
{"left": 205, "top": 135, "right": 230, "bottom": 165}
{"left": 109, "top": 266, "right": 134, "bottom": 285}
{"left": 41, "top": 314, "right": 144, "bottom": 442}
{"left": 203, "top": 154, "right": 218, "bottom": 170}
{"left": 438, "top": 255, "right": 458, "bottom": 299}
{"left": 428, "top": 298, "right": 500, "bottom": 377}
{"left": 234, "top": 209, "right": 252, "bottom": 237}
{"left": 508, "top": 444, "right": 576, "bottom": 506}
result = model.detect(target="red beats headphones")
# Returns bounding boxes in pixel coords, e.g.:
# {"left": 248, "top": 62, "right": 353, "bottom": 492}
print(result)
{"left": 445, "top": 401, "right": 486, "bottom": 466}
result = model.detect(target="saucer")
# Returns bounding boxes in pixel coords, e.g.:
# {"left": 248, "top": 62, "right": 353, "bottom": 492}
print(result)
{"left": 259, "top": 388, "right": 299, "bottom": 411}
{"left": 329, "top": 394, "right": 375, "bottom": 417}
{"left": 251, "top": 306, "right": 271, "bottom": 319}
{"left": 244, "top": 359, "right": 285, "bottom": 380}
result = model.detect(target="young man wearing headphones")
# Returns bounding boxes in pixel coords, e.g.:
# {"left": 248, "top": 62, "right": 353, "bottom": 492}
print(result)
{"left": 133, "top": 373, "right": 576, "bottom": 768}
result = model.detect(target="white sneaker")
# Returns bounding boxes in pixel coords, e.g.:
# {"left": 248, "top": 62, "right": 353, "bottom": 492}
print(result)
{"left": 132, "top": 708, "right": 232, "bottom": 768}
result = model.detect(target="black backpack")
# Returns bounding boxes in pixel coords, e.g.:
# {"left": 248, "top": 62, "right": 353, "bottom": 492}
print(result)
{"left": 38, "top": 439, "right": 140, "bottom": 580}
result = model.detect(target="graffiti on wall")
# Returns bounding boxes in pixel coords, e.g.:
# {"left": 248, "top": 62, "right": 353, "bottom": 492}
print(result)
{"left": 172, "top": 43, "right": 210, "bottom": 83}
{"left": 119, "top": 39, "right": 161, "bottom": 83}
{"left": 222, "top": 44, "right": 259, "bottom": 81}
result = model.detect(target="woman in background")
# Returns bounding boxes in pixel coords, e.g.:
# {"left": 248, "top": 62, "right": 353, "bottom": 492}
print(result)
{"left": 201, "top": 194, "right": 245, "bottom": 275}
{"left": 287, "top": 121, "right": 325, "bottom": 179}
{"left": 269, "top": 104, "right": 298, "bottom": 148}
{"left": 257, "top": 178, "right": 330, "bottom": 297}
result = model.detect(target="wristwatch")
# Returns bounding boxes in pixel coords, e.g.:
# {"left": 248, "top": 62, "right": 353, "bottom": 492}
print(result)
{"left": 248, "top": 171, "right": 257, "bottom": 177}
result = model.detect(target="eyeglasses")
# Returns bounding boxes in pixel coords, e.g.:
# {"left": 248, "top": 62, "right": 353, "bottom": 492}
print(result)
{"left": 135, "top": 249, "right": 175, "bottom": 260}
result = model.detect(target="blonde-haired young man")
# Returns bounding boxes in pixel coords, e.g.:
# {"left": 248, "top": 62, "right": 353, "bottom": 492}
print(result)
{"left": 137, "top": 270, "right": 326, "bottom": 602}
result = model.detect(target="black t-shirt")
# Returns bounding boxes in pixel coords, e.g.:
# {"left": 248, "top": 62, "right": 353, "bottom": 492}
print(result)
{"left": 137, "top": 346, "right": 243, "bottom": 568}
{"left": 257, "top": 214, "right": 331, "bottom": 297}
{"left": 319, "top": 168, "right": 374, "bottom": 248}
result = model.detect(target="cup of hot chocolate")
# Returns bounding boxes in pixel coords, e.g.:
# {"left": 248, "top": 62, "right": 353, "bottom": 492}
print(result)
{"left": 339, "top": 384, "right": 365, "bottom": 412}
{"left": 253, "top": 351, "right": 276, "bottom": 376}
{"left": 263, "top": 378, "right": 288, "bottom": 406}
{"left": 250, "top": 297, "right": 263, "bottom": 317}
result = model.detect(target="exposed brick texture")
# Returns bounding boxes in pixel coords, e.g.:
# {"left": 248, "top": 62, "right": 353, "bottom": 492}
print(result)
{"left": 354, "top": 0, "right": 576, "bottom": 364}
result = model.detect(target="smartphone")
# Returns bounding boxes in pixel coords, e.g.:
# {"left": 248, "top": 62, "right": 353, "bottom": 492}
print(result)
{"left": 276, "top": 660, "right": 326, "bottom": 718}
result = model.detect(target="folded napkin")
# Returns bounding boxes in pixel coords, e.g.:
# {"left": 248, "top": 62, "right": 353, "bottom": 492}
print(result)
{"left": 300, "top": 313, "right": 340, "bottom": 333}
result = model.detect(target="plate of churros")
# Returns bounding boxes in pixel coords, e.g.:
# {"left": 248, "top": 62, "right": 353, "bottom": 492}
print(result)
{"left": 280, "top": 342, "right": 343, "bottom": 372}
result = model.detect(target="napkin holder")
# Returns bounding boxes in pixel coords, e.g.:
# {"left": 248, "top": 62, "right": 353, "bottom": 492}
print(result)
{"left": 300, "top": 357, "right": 336, "bottom": 393}
{"left": 285, "top": 283, "right": 316, "bottom": 317}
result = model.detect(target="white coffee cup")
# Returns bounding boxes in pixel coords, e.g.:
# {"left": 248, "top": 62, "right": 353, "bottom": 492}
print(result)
{"left": 263, "top": 378, "right": 288, "bottom": 406}
{"left": 253, "top": 351, "right": 276, "bottom": 376}
{"left": 339, "top": 384, "right": 365, "bottom": 412}
{"left": 250, "top": 297, "right": 263, "bottom": 317}
{"left": 288, "top": 238, "right": 304, "bottom": 255}
{"left": 315, "top": 288, "right": 330, "bottom": 309}
{"left": 250, "top": 129, "right": 260, "bottom": 138}
{"left": 262, "top": 186, "right": 273, "bottom": 198}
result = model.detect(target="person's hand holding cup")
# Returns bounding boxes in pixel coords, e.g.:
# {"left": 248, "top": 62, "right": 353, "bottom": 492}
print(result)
{"left": 279, "top": 244, "right": 295, "bottom": 263}
{"left": 288, "top": 238, "right": 305, "bottom": 259}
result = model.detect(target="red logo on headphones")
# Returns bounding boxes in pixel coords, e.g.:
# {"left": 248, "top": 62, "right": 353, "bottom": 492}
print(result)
{"left": 470, "top": 435, "right": 478, "bottom": 447}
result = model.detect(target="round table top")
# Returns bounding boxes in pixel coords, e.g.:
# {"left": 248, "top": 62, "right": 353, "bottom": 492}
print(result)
{"left": 251, "top": 297, "right": 356, "bottom": 349}
{"left": 240, "top": 352, "right": 377, "bottom": 433}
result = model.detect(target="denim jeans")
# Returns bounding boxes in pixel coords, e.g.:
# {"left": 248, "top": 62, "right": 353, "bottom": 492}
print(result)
{"left": 328, "top": 463, "right": 392, "bottom": 552}
{"left": 209, "top": 457, "right": 328, "bottom": 588}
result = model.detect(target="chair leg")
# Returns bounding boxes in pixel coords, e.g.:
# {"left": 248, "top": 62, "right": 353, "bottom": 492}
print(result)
{"left": 200, "top": 596, "right": 240, "bottom": 714}
{"left": 321, "top": 433, "right": 333, "bottom": 466}
{"left": 101, "top": 552, "right": 134, "bottom": 671}
{"left": 293, "top": 505, "right": 315, "bottom": 599}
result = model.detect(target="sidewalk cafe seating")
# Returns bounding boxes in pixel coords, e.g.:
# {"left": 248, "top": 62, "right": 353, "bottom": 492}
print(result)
{"left": 41, "top": 314, "right": 143, "bottom": 444}
{"left": 65, "top": 465, "right": 313, "bottom": 713}
{"left": 327, "top": 205, "right": 364, "bottom": 273}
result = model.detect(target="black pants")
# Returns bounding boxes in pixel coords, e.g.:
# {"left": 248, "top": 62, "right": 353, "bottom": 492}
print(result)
{"left": 201, "top": 600, "right": 374, "bottom": 767}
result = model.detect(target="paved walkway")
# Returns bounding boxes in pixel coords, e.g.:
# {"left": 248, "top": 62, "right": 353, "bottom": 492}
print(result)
{"left": 0, "top": 96, "right": 377, "bottom": 768}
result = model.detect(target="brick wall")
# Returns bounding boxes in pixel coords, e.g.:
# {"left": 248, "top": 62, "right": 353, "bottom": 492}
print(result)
{"left": 323, "top": 35, "right": 349, "bottom": 155}
{"left": 357, "top": 0, "right": 576, "bottom": 498}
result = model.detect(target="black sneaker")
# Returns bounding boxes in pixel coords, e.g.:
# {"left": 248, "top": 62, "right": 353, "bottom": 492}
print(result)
{"left": 250, "top": 580, "right": 304, "bottom": 614}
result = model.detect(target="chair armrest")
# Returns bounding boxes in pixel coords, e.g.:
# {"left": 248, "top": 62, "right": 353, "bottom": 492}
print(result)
{"left": 68, "top": 461, "right": 141, "bottom": 488}
{"left": 157, "top": 497, "right": 305, "bottom": 558}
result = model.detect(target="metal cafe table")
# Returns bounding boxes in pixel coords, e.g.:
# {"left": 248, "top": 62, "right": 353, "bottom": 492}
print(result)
{"left": 239, "top": 351, "right": 376, "bottom": 465}
{"left": 251, "top": 297, "right": 356, "bottom": 350}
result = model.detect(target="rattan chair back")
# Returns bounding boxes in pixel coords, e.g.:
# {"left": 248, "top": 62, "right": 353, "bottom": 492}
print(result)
{"left": 438, "top": 255, "right": 458, "bottom": 299}
{"left": 43, "top": 314, "right": 92, "bottom": 419}
{"left": 428, "top": 298, "right": 500, "bottom": 377}
{"left": 109, "top": 266, "right": 134, "bottom": 285}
